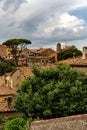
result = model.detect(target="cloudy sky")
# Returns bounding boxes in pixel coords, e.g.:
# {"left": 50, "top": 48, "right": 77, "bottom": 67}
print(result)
{"left": 0, "top": 0, "right": 87, "bottom": 50}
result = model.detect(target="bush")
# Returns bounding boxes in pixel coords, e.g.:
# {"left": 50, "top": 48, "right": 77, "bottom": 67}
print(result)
{"left": 4, "top": 117, "right": 26, "bottom": 130}
{"left": 14, "top": 64, "right": 87, "bottom": 119}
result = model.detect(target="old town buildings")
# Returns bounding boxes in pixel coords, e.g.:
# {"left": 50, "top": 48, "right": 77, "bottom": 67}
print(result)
{"left": 0, "top": 42, "right": 87, "bottom": 113}
{"left": 0, "top": 67, "right": 33, "bottom": 112}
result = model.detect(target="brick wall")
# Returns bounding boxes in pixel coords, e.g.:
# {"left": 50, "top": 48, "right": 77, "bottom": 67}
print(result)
{"left": 30, "top": 114, "right": 87, "bottom": 130}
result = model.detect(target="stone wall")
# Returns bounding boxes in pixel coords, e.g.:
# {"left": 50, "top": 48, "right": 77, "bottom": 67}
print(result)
{"left": 30, "top": 114, "right": 87, "bottom": 130}
{"left": 0, "top": 111, "right": 23, "bottom": 120}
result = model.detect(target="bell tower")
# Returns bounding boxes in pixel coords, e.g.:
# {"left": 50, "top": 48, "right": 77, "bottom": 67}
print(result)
{"left": 55, "top": 43, "right": 61, "bottom": 62}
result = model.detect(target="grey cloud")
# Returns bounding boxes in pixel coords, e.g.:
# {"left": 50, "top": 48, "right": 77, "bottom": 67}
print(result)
{"left": 46, "top": 27, "right": 87, "bottom": 43}
{"left": 29, "top": 25, "right": 87, "bottom": 47}
{"left": 1, "top": 0, "right": 27, "bottom": 12}
{"left": 19, "top": 14, "right": 45, "bottom": 34}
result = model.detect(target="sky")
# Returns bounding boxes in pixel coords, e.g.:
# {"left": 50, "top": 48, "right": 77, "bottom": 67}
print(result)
{"left": 0, "top": 0, "right": 87, "bottom": 51}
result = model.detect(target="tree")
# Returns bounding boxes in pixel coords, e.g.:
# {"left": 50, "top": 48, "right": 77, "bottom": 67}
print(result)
{"left": 0, "top": 58, "right": 15, "bottom": 76}
{"left": 58, "top": 47, "right": 82, "bottom": 60}
{"left": 2, "top": 38, "right": 31, "bottom": 66}
{"left": 14, "top": 64, "right": 87, "bottom": 119}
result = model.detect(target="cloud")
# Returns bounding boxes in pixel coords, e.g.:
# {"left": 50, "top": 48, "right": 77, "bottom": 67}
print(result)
{"left": 0, "top": 0, "right": 27, "bottom": 12}
{"left": 0, "top": 0, "right": 87, "bottom": 48}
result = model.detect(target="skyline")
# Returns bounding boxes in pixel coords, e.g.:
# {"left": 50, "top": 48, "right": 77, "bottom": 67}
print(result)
{"left": 0, "top": 0, "right": 87, "bottom": 50}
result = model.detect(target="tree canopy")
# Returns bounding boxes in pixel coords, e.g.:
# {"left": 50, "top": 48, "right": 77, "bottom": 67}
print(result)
{"left": 2, "top": 38, "right": 31, "bottom": 66}
{"left": 0, "top": 57, "right": 15, "bottom": 76}
{"left": 58, "top": 47, "right": 82, "bottom": 60}
{"left": 3, "top": 38, "right": 31, "bottom": 50}
{"left": 14, "top": 64, "right": 87, "bottom": 119}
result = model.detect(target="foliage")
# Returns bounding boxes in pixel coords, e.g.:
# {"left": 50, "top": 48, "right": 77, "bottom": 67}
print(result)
{"left": 4, "top": 117, "right": 26, "bottom": 130}
{"left": 23, "top": 117, "right": 33, "bottom": 130}
{"left": 58, "top": 47, "right": 82, "bottom": 60}
{"left": 0, "top": 58, "right": 15, "bottom": 76}
{"left": 0, "top": 56, "right": 5, "bottom": 62}
{"left": 3, "top": 38, "right": 31, "bottom": 49}
{"left": 0, "top": 116, "right": 5, "bottom": 124}
{"left": 14, "top": 64, "right": 87, "bottom": 119}
{"left": 2, "top": 38, "right": 31, "bottom": 66}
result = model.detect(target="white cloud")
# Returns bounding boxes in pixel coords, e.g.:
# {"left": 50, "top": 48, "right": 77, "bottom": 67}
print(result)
{"left": 59, "top": 13, "right": 85, "bottom": 28}
{"left": 73, "top": 28, "right": 79, "bottom": 33}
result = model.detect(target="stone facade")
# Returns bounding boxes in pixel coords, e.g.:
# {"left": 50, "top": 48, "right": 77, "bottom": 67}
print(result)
{"left": 30, "top": 114, "right": 87, "bottom": 130}
{"left": 0, "top": 67, "right": 33, "bottom": 112}
{"left": 0, "top": 45, "right": 11, "bottom": 59}
{"left": 20, "top": 48, "right": 56, "bottom": 66}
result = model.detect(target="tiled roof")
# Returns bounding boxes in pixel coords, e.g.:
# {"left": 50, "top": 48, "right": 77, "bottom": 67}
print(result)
{"left": 58, "top": 56, "right": 87, "bottom": 65}
{"left": 22, "top": 48, "right": 55, "bottom": 54}
{"left": 18, "top": 67, "right": 34, "bottom": 78}
{"left": 49, "top": 52, "right": 56, "bottom": 58}
{"left": 37, "top": 48, "right": 55, "bottom": 53}
{"left": 58, "top": 45, "right": 75, "bottom": 52}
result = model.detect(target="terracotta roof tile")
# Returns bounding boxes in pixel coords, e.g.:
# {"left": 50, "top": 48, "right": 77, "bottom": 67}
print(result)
{"left": 58, "top": 56, "right": 87, "bottom": 65}
{"left": 18, "top": 67, "right": 34, "bottom": 78}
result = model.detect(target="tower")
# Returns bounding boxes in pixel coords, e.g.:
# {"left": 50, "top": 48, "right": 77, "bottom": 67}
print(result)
{"left": 55, "top": 43, "right": 61, "bottom": 62}
{"left": 56, "top": 43, "right": 61, "bottom": 52}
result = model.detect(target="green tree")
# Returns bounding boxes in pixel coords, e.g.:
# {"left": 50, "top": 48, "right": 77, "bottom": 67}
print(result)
{"left": 0, "top": 58, "right": 15, "bottom": 76}
{"left": 4, "top": 117, "right": 26, "bottom": 130}
{"left": 14, "top": 64, "right": 87, "bottom": 119}
{"left": 58, "top": 47, "right": 82, "bottom": 60}
{"left": 2, "top": 38, "right": 31, "bottom": 66}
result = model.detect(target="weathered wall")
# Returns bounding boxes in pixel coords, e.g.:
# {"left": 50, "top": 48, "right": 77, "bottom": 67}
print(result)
{"left": 0, "top": 111, "right": 23, "bottom": 120}
{"left": 30, "top": 114, "right": 87, "bottom": 130}
{"left": 0, "top": 76, "right": 5, "bottom": 87}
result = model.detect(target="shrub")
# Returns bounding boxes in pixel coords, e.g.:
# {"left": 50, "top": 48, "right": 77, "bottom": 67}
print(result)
{"left": 4, "top": 117, "right": 26, "bottom": 130}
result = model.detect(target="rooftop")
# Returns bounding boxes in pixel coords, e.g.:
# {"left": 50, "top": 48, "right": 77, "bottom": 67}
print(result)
{"left": 58, "top": 56, "right": 87, "bottom": 66}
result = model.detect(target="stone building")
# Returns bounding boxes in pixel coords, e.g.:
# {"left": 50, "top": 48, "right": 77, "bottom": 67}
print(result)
{"left": 0, "top": 45, "right": 12, "bottom": 59}
{"left": 20, "top": 48, "right": 56, "bottom": 66}
{"left": 0, "top": 67, "right": 33, "bottom": 112}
